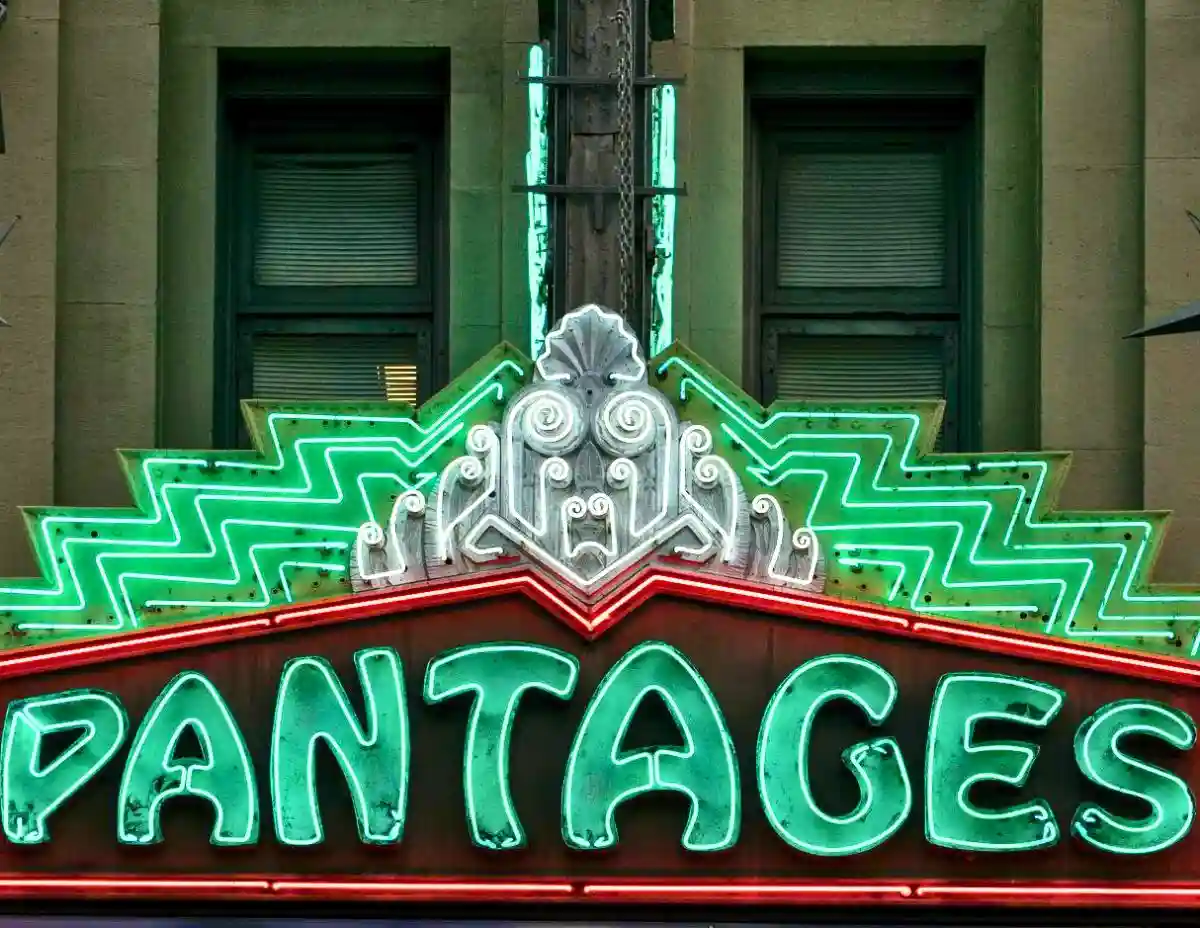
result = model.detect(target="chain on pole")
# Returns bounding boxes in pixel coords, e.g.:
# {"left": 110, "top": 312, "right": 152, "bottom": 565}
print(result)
{"left": 612, "top": 0, "right": 636, "bottom": 320}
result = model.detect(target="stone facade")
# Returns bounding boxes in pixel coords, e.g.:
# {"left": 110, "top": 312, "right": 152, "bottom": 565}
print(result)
{"left": 0, "top": 0, "right": 1196, "bottom": 580}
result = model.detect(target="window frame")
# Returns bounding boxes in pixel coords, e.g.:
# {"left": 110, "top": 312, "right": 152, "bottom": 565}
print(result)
{"left": 760, "top": 316, "right": 961, "bottom": 449}
{"left": 228, "top": 110, "right": 440, "bottom": 315}
{"left": 747, "top": 84, "right": 980, "bottom": 450}
{"left": 758, "top": 125, "right": 966, "bottom": 315}
{"left": 215, "top": 67, "right": 448, "bottom": 448}
{"left": 234, "top": 315, "right": 434, "bottom": 410}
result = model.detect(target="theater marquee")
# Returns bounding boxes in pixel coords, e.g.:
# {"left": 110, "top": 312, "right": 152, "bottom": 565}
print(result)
{"left": 2, "top": 306, "right": 1200, "bottom": 907}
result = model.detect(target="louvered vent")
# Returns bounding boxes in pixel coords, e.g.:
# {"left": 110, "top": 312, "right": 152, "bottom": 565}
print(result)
{"left": 254, "top": 154, "right": 419, "bottom": 287}
{"left": 776, "top": 152, "right": 945, "bottom": 289}
{"left": 775, "top": 334, "right": 945, "bottom": 401}
{"left": 251, "top": 333, "right": 420, "bottom": 405}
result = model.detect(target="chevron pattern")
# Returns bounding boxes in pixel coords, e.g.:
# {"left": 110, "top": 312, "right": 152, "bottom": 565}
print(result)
{"left": 2, "top": 340, "right": 1200, "bottom": 659}
{"left": 658, "top": 348, "right": 1200, "bottom": 658}
{"left": 0, "top": 351, "right": 526, "bottom": 647}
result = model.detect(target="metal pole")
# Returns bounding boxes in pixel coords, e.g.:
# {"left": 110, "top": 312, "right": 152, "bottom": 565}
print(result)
{"left": 0, "top": 216, "right": 18, "bottom": 327}
{"left": 1126, "top": 212, "right": 1200, "bottom": 338}
{"left": 613, "top": 0, "right": 636, "bottom": 320}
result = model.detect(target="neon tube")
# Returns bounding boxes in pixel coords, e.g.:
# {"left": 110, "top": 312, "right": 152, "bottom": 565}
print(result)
{"left": 525, "top": 44, "right": 551, "bottom": 358}
{"left": 649, "top": 85, "right": 677, "bottom": 355}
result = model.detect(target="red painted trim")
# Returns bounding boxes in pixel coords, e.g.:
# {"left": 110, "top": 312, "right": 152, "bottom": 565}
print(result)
{"left": 911, "top": 882, "right": 1200, "bottom": 907}
{"left": 3, "top": 562, "right": 1200, "bottom": 688}
{"left": 270, "top": 878, "right": 576, "bottom": 902}
{"left": 580, "top": 880, "right": 915, "bottom": 904}
{"left": 0, "top": 876, "right": 273, "bottom": 899}
{"left": 0, "top": 876, "right": 1199, "bottom": 907}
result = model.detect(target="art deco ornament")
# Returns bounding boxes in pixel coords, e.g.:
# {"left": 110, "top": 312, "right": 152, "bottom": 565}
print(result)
{"left": 351, "top": 304, "right": 824, "bottom": 596}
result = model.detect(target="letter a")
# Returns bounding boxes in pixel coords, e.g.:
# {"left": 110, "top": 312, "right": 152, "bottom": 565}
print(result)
{"left": 563, "top": 641, "right": 739, "bottom": 851}
{"left": 118, "top": 672, "right": 257, "bottom": 846}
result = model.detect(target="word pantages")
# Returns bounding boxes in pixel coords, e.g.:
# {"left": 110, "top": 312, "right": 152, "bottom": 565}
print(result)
{"left": 2, "top": 641, "right": 1194, "bottom": 857}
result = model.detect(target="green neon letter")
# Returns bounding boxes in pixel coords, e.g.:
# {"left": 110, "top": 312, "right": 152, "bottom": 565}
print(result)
{"left": 925, "top": 672, "right": 1064, "bottom": 852}
{"left": 563, "top": 640, "right": 739, "bottom": 851}
{"left": 118, "top": 671, "right": 257, "bottom": 846}
{"left": 2, "top": 689, "right": 127, "bottom": 844}
{"left": 425, "top": 642, "right": 578, "bottom": 850}
{"left": 1073, "top": 698, "right": 1197, "bottom": 855}
{"left": 757, "top": 655, "right": 910, "bottom": 856}
{"left": 271, "top": 648, "right": 408, "bottom": 846}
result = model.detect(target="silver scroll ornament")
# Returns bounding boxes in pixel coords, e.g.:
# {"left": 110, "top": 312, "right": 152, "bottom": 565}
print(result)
{"left": 351, "top": 305, "right": 823, "bottom": 596}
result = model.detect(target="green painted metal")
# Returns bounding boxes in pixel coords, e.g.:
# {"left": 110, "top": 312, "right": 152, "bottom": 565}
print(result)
{"left": 0, "top": 349, "right": 525, "bottom": 644}
{"left": 1, "top": 339, "right": 1199, "bottom": 659}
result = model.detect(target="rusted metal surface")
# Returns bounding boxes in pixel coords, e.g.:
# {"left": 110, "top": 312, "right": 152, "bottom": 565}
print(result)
{"left": 564, "top": 0, "right": 625, "bottom": 313}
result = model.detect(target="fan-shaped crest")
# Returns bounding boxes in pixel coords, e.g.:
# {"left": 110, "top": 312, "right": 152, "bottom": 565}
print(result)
{"left": 535, "top": 304, "right": 646, "bottom": 386}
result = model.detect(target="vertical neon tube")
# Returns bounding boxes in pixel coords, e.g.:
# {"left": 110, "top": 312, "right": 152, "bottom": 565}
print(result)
{"left": 525, "top": 44, "right": 551, "bottom": 359}
{"left": 649, "top": 84, "right": 677, "bottom": 356}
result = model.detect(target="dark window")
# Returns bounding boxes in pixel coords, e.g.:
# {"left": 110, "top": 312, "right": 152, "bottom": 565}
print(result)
{"left": 751, "top": 90, "right": 978, "bottom": 450}
{"left": 217, "top": 91, "right": 445, "bottom": 446}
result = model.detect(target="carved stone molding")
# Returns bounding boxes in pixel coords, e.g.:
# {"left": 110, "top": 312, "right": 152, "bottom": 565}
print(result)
{"left": 351, "top": 305, "right": 824, "bottom": 597}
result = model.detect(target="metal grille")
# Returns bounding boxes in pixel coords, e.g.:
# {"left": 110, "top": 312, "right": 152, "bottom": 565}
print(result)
{"left": 777, "top": 151, "right": 946, "bottom": 289}
{"left": 251, "top": 332, "right": 421, "bottom": 405}
{"left": 773, "top": 332, "right": 950, "bottom": 449}
{"left": 775, "top": 334, "right": 946, "bottom": 400}
{"left": 253, "top": 154, "right": 419, "bottom": 288}
{"left": 612, "top": 0, "right": 637, "bottom": 317}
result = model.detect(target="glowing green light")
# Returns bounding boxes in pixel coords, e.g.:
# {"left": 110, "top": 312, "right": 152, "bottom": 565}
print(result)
{"left": 655, "top": 355, "right": 1200, "bottom": 656}
{"left": 525, "top": 44, "right": 551, "bottom": 359}
{"left": 0, "top": 357, "right": 526, "bottom": 641}
{"left": 1, "top": 689, "right": 128, "bottom": 844}
{"left": 271, "top": 648, "right": 409, "bottom": 846}
{"left": 757, "top": 654, "right": 911, "bottom": 856}
{"left": 562, "top": 640, "right": 740, "bottom": 851}
{"left": 1073, "top": 698, "right": 1197, "bottom": 854}
{"left": 925, "top": 672, "right": 1064, "bottom": 852}
{"left": 117, "top": 671, "right": 258, "bottom": 846}
{"left": 0, "top": 644, "right": 1195, "bottom": 860}
{"left": 649, "top": 85, "right": 676, "bottom": 356}
{"left": 424, "top": 642, "right": 579, "bottom": 849}
{"left": 2, "top": 328, "right": 1200, "bottom": 672}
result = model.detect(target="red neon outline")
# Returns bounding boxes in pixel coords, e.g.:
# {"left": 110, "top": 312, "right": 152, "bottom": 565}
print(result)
{"left": 0, "top": 877, "right": 1197, "bottom": 906}
{"left": 581, "top": 880, "right": 915, "bottom": 901}
{"left": 4, "top": 562, "right": 1200, "bottom": 687}
{"left": 3, "top": 563, "right": 1200, "bottom": 905}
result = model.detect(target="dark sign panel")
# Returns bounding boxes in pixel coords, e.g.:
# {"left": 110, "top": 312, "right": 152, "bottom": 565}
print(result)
{"left": 0, "top": 581, "right": 1198, "bottom": 906}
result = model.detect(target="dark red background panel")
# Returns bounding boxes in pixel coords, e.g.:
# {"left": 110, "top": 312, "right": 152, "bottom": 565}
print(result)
{"left": 0, "top": 593, "right": 1195, "bottom": 890}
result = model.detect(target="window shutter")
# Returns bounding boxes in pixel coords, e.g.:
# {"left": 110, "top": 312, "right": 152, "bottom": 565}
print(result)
{"left": 774, "top": 334, "right": 945, "bottom": 402}
{"left": 776, "top": 151, "right": 945, "bottom": 289}
{"left": 254, "top": 154, "right": 420, "bottom": 287}
{"left": 773, "top": 333, "right": 949, "bottom": 447}
{"left": 250, "top": 333, "right": 421, "bottom": 405}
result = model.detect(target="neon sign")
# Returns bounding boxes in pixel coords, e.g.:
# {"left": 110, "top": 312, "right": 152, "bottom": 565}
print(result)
{"left": 1, "top": 304, "right": 1199, "bottom": 666}
{"left": 0, "top": 304, "right": 1199, "bottom": 907}
{"left": 2, "top": 637, "right": 1193, "bottom": 859}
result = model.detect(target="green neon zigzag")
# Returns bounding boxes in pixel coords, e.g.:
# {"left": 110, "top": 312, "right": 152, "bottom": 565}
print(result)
{"left": 0, "top": 340, "right": 1199, "bottom": 661}
{"left": 658, "top": 348, "right": 1200, "bottom": 657}
{"left": 0, "top": 350, "right": 525, "bottom": 646}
